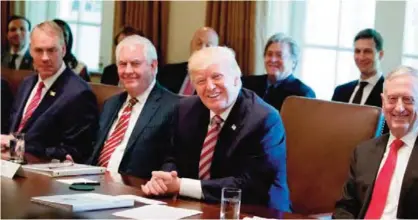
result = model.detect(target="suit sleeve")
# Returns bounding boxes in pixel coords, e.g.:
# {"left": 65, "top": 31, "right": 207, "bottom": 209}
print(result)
{"left": 333, "top": 148, "right": 361, "bottom": 219}
{"left": 1, "top": 79, "right": 14, "bottom": 134}
{"left": 201, "top": 112, "right": 290, "bottom": 210}
{"left": 44, "top": 89, "right": 99, "bottom": 163}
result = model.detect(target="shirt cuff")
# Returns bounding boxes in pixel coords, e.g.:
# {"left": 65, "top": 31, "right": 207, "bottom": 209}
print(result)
{"left": 179, "top": 178, "right": 203, "bottom": 199}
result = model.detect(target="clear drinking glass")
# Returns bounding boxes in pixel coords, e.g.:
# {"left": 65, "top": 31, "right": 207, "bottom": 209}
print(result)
{"left": 220, "top": 187, "right": 241, "bottom": 219}
{"left": 9, "top": 132, "right": 25, "bottom": 164}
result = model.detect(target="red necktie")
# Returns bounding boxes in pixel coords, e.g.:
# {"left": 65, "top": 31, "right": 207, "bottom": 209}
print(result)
{"left": 364, "top": 139, "right": 404, "bottom": 219}
{"left": 199, "top": 115, "right": 223, "bottom": 180}
{"left": 18, "top": 81, "right": 45, "bottom": 132}
{"left": 180, "top": 76, "right": 195, "bottom": 96}
{"left": 97, "top": 98, "right": 138, "bottom": 167}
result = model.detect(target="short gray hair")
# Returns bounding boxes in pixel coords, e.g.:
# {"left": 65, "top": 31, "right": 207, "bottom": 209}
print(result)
{"left": 264, "top": 33, "right": 300, "bottom": 71}
{"left": 384, "top": 65, "right": 418, "bottom": 90}
{"left": 188, "top": 46, "right": 242, "bottom": 78}
{"left": 31, "top": 21, "right": 65, "bottom": 47}
{"left": 115, "top": 35, "right": 158, "bottom": 68}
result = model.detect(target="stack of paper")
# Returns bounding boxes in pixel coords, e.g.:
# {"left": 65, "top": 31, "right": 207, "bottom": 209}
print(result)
{"left": 113, "top": 205, "right": 202, "bottom": 219}
{"left": 18, "top": 162, "right": 106, "bottom": 177}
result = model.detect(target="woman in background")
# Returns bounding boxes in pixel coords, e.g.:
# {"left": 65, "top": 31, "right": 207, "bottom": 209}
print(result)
{"left": 53, "top": 19, "right": 90, "bottom": 82}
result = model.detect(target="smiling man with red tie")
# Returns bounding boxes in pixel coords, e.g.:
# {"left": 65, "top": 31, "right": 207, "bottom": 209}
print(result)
{"left": 141, "top": 46, "right": 291, "bottom": 211}
{"left": 333, "top": 66, "right": 418, "bottom": 219}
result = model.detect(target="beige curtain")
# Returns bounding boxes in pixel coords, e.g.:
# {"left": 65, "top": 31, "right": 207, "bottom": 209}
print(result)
{"left": 113, "top": 1, "right": 170, "bottom": 65}
{"left": 1, "top": 1, "right": 15, "bottom": 48}
{"left": 206, "top": 1, "right": 256, "bottom": 76}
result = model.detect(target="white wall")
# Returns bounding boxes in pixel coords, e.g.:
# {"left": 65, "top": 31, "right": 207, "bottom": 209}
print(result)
{"left": 166, "top": 1, "right": 207, "bottom": 63}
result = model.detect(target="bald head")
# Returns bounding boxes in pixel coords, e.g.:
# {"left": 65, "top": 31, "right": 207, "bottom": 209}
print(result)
{"left": 190, "top": 27, "right": 219, "bottom": 54}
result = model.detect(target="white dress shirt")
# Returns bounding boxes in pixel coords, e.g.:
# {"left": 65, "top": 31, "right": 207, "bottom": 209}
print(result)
{"left": 106, "top": 80, "right": 156, "bottom": 177}
{"left": 378, "top": 126, "right": 418, "bottom": 219}
{"left": 10, "top": 44, "right": 29, "bottom": 70}
{"left": 349, "top": 72, "right": 382, "bottom": 105}
{"left": 21, "top": 63, "right": 65, "bottom": 116}
{"left": 179, "top": 100, "right": 236, "bottom": 199}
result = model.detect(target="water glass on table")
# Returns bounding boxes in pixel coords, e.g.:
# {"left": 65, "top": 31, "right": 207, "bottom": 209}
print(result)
{"left": 220, "top": 187, "right": 241, "bottom": 219}
{"left": 9, "top": 132, "right": 25, "bottom": 164}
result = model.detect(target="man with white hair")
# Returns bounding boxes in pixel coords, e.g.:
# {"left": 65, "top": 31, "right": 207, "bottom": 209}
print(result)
{"left": 88, "top": 35, "right": 180, "bottom": 178}
{"left": 334, "top": 66, "right": 418, "bottom": 219}
{"left": 142, "top": 46, "right": 291, "bottom": 211}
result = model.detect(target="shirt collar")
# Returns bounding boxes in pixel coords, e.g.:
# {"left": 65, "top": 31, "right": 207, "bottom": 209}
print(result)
{"left": 209, "top": 99, "right": 237, "bottom": 123}
{"left": 360, "top": 72, "right": 382, "bottom": 86}
{"left": 37, "top": 62, "right": 66, "bottom": 90}
{"left": 127, "top": 79, "right": 156, "bottom": 105}
{"left": 10, "top": 43, "right": 29, "bottom": 56}
{"left": 388, "top": 124, "right": 418, "bottom": 149}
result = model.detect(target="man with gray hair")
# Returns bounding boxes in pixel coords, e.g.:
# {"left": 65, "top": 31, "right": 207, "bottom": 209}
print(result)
{"left": 88, "top": 35, "right": 180, "bottom": 179}
{"left": 0, "top": 21, "right": 98, "bottom": 163}
{"left": 142, "top": 46, "right": 291, "bottom": 211}
{"left": 242, "top": 33, "right": 315, "bottom": 111}
{"left": 334, "top": 66, "right": 418, "bottom": 218}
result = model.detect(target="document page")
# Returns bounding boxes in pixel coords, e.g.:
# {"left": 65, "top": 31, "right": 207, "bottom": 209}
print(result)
{"left": 113, "top": 205, "right": 202, "bottom": 219}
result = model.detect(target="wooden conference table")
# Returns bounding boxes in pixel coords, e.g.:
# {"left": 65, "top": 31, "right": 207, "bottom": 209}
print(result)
{"left": 1, "top": 172, "right": 316, "bottom": 219}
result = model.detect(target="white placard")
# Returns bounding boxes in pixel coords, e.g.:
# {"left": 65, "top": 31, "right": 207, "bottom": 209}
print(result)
{"left": 113, "top": 205, "right": 202, "bottom": 219}
{"left": 0, "top": 160, "right": 21, "bottom": 178}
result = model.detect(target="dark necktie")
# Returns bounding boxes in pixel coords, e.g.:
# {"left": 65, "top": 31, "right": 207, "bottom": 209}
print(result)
{"left": 352, "top": 81, "right": 369, "bottom": 104}
{"left": 9, "top": 54, "right": 19, "bottom": 69}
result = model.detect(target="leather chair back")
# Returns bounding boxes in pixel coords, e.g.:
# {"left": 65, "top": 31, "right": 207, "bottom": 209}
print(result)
{"left": 89, "top": 83, "right": 124, "bottom": 112}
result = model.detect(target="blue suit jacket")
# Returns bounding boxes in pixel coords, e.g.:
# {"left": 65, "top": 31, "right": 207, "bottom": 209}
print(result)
{"left": 162, "top": 88, "right": 291, "bottom": 211}
{"left": 88, "top": 83, "right": 180, "bottom": 178}
{"left": 9, "top": 68, "right": 99, "bottom": 163}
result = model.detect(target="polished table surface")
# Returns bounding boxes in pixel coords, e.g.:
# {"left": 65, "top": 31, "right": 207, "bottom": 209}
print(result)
{"left": 1, "top": 172, "right": 316, "bottom": 219}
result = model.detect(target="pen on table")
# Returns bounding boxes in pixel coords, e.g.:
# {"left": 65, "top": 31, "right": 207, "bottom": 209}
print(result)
{"left": 72, "top": 182, "right": 100, "bottom": 186}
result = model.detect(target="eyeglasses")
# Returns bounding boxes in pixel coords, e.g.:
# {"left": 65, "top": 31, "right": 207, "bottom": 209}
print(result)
{"left": 386, "top": 95, "right": 415, "bottom": 105}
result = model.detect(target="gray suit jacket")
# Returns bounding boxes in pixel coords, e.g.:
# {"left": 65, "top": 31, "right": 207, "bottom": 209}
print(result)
{"left": 333, "top": 134, "right": 418, "bottom": 218}
{"left": 1, "top": 49, "right": 33, "bottom": 70}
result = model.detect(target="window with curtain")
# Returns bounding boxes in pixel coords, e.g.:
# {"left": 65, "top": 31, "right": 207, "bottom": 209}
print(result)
{"left": 56, "top": 0, "right": 103, "bottom": 71}
{"left": 297, "top": 0, "right": 376, "bottom": 100}
{"left": 402, "top": 0, "right": 418, "bottom": 67}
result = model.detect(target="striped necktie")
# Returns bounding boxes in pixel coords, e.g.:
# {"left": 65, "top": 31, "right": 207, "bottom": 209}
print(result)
{"left": 18, "top": 81, "right": 45, "bottom": 132}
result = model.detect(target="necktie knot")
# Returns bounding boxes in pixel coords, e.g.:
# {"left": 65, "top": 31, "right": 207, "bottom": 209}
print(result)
{"left": 359, "top": 81, "right": 369, "bottom": 89}
{"left": 128, "top": 98, "right": 138, "bottom": 108}
{"left": 391, "top": 139, "right": 404, "bottom": 152}
{"left": 211, "top": 115, "right": 223, "bottom": 127}
{"left": 37, "top": 81, "right": 45, "bottom": 91}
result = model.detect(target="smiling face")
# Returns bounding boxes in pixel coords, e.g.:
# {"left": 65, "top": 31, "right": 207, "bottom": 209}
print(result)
{"left": 264, "top": 42, "right": 294, "bottom": 79}
{"left": 381, "top": 74, "right": 418, "bottom": 138}
{"left": 7, "top": 19, "right": 29, "bottom": 51}
{"left": 117, "top": 44, "right": 157, "bottom": 97}
{"left": 354, "top": 38, "right": 383, "bottom": 79}
{"left": 191, "top": 62, "right": 240, "bottom": 115}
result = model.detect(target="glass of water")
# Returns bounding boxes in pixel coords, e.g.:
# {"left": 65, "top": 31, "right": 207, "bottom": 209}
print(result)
{"left": 220, "top": 187, "right": 241, "bottom": 219}
{"left": 9, "top": 132, "right": 25, "bottom": 164}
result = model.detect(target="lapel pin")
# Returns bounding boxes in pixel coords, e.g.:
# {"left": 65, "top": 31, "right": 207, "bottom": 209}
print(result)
{"left": 50, "top": 91, "right": 56, "bottom": 96}
{"left": 231, "top": 124, "right": 236, "bottom": 130}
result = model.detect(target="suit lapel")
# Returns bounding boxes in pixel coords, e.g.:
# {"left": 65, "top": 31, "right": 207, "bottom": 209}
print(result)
{"left": 365, "top": 76, "right": 384, "bottom": 107}
{"left": 359, "top": 135, "right": 389, "bottom": 217}
{"left": 125, "top": 85, "right": 162, "bottom": 152}
{"left": 11, "top": 76, "right": 37, "bottom": 131}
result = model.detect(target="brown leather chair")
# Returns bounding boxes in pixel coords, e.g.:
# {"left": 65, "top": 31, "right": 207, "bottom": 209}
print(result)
{"left": 280, "top": 96, "right": 384, "bottom": 215}
{"left": 89, "top": 83, "right": 124, "bottom": 112}
{"left": 1, "top": 67, "right": 35, "bottom": 95}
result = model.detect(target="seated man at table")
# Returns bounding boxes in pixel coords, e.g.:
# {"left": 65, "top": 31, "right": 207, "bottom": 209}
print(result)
{"left": 0, "top": 21, "right": 98, "bottom": 163}
{"left": 88, "top": 35, "right": 180, "bottom": 178}
{"left": 141, "top": 46, "right": 291, "bottom": 211}
{"left": 333, "top": 66, "right": 418, "bottom": 219}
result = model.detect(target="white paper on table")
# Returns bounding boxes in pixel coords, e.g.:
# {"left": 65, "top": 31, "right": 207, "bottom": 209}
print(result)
{"left": 113, "top": 205, "right": 202, "bottom": 219}
{"left": 55, "top": 177, "right": 99, "bottom": 185}
{"left": 115, "top": 195, "right": 166, "bottom": 205}
{"left": 243, "top": 216, "right": 276, "bottom": 220}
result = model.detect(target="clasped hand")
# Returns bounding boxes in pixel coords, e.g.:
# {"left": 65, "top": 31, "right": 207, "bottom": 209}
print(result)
{"left": 141, "top": 171, "right": 181, "bottom": 196}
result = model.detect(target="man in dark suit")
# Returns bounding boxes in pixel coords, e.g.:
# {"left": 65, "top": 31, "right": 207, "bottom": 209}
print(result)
{"left": 142, "top": 46, "right": 291, "bottom": 211}
{"left": 100, "top": 26, "right": 141, "bottom": 86}
{"left": 242, "top": 33, "right": 315, "bottom": 111}
{"left": 88, "top": 35, "right": 180, "bottom": 179}
{"left": 334, "top": 66, "right": 418, "bottom": 219}
{"left": 1, "top": 15, "right": 33, "bottom": 70}
{"left": 157, "top": 27, "right": 219, "bottom": 95}
{"left": 332, "top": 29, "right": 384, "bottom": 107}
{"left": 0, "top": 21, "right": 98, "bottom": 163}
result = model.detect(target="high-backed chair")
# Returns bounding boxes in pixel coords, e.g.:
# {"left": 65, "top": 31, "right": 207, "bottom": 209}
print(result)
{"left": 88, "top": 83, "right": 124, "bottom": 112}
{"left": 1, "top": 67, "right": 34, "bottom": 95}
{"left": 280, "top": 96, "right": 384, "bottom": 215}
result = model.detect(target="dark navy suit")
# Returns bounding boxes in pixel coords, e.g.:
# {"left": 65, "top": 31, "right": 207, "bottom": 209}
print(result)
{"left": 242, "top": 74, "right": 316, "bottom": 111}
{"left": 157, "top": 62, "right": 188, "bottom": 94}
{"left": 100, "top": 64, "right": 119, "bottom": 86}
{"left": 162, "top": 88, "right": 291, "bottom": 211}
{"left": 9, "top": 68, "right": 99, "bottom": 163}
{"left": 1, "top": 79, "right": 13, "bottom": 134}
{"left": 88, "top": 83, "right": 180, "bottom": 178}
{"left": 1, "top": 49, "right": 33, "bottom": 70}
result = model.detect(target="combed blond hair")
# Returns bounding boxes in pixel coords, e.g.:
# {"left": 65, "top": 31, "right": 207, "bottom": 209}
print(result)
{"left": 31, "top": 20, "right": 65, "bottom": 46}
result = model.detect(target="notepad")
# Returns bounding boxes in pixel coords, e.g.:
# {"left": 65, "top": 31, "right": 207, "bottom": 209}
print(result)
{"left": 113, "top": 205, "right": 202, "bottom": 219}
{"left": 31, "top": 193, "right": 134, "bottom": 212}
